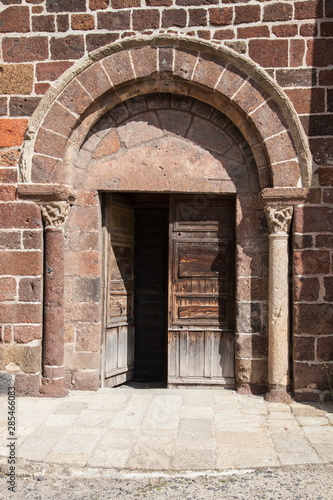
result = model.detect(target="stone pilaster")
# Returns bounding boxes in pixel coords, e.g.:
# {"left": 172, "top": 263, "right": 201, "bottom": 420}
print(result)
{"left": 39, "top": 202, "right": 70, "bottom": 397}
{"left": 265, "top": 204, "right": 293, "bottom": 402}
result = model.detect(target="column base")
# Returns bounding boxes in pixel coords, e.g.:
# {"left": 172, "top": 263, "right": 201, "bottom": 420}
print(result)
{"left": 39, "top": 377, "right": 68, "bottom": 398}
{"left": 265, "top": 385, "right": 292, "bottom": 403}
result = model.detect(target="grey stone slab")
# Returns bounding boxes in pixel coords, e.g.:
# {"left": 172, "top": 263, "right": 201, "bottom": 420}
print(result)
{"left": 177, "top": 418, "right": 214, "bottom": 440}
{"left": 87, "top": 394, "right": 130, "bottom": 410}
{"left": 54, "top": 401, "right": 88, "bottom": 415}
{"left": 71, "top": 409, "right": 115, "bottom": 429}
{"left": 111, "top": 405, "right": 147, "bottom": 428}
{"left": 216, "top": 446, "right": 279, "bottom": 469}
{"left": 51, "top": 429, "right": 103, "bottom": 455}
{"left": 127, "top": 433, "right": 175, "bottom": 470}
{"left": 302, "top": 425, "right": 333, "bottom": 444}
{"left": 310, "top": 443, "right": 333, "bottom": 462}
{"left": 278, "top": 452, "right": 321, "bottom": 466}
{"left": 296, "top": 416, "right": 329, "bottom": 426}
{"left": 270, "top": 433, "right": 318, "bottom": 454}
{"left": 172, "top": 448, "right": 216, "bottom": 470}
{"left": 215, "top": 430, "right": 271, "bottom": 448}
{"left": 18, "top": 426, "right": 64, "bottom": 461}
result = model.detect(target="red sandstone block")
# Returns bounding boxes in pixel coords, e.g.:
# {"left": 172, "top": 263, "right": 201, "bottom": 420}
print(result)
{"left": 189, "top": 8, "right": 207, "bottom": 26}
{"left": 68, "top": 205, "right": 99, "bottom": 232}
{"left": 295, "top": 206, "right": 333, "bottom": 233}
{"left": 272, "top": 24, "right": 298, "bottom": 38}
{"left": 35, "top": 83, "right": 51, "bottom": 95}
{"left": 102, "top": 51, "right": 135, "bottom": 88}
{"left": 43, "top": 101, "right": 77, "bottom": 138}
{"left": 176, "top": 0, "right": 218, "bottom": 4}
{"left": 64, "top": 302, "right": 101, "bottom": 322}
{"left": 324, "top": 277, "right": 333, "bottom": 302}
{"left": 72, "top": 371, "right": 100, "bottom": 391}
{"left": 69, "top": 232, "right": 99, "bottom": 251}
{"left": 316, "top": 234, "right": 333, "bottom": 248}
{"left": 23, "top": 230, "right": 42, "bottom": 250}
{"left": 295, "top": 304, "right": 333, "bottom": 336}
{"left": 209, "top": 7, "right": 232, "bottom": 26}
{"left": 295, "top": 0, "right": 323, "bottom": 19}
{"left": 300, "top": 23, "right": 318, "bottom": 37}
{"left": 294, "top": 277, "right": 320, "bottom": 302}
{"left": 0, "top": 277, "right": 17, "bottom": 301}
{"left": 320, "top": 22, "right": 333, "bottom": 37}
{"left": 250, "top": 100, "right": 287, "bottom": 138}
{"left": 0, "top": 232, "right": 21, "bottom": 250}
{"left": 197, "top": 30, "right": 211, "bottom": 40}
{"left": 301, "top": 114, "right": 333, "bottom": 137}
{"left": 10, "top": 97, "right": 41, "bottom": 118}
{"left": 323, "top": 188, "right": 333, "bottom": 203}
{"left": 293, "top": 337, "right": 315, "bottom": 362}
{"left": 319, "top": 70, "right": 333, "bottom": 86}
{"left": 0, "top": 150, "right": 20, "bottom": 168}
{"left": 294, "top": 249, "right": 330, "bottom": 275}
{"left": 294, "top": 362, "right": 328, "bottom": 391}
{"left": 50, "top": 35, "right": 85, "bottom": 60}
{"left": 86, "top": 33, "right": 119, "bottom": 52}
{"left": 33, "top": 6, "right": 44, "bottom": 14}
{"left": 0, "top": 6, "right": 30, "bottom": 33}
{"left": 0, "top": 185, "right": 16, "bottom": 202}
{"left": 215, "top": 64, "right": 248, "bottom": 101}
{"left": 0, "top": 168, "right": 18, "bottom": 184}
{"left": 130, "top": 46, "right": 158, "bottom": 79}
{"left": 15, "top": 373, "right": 40, "bottom": 397}
{"left": 265, "top": 131, "right": 297, "bottom": 165}
{"left": 65, "top": 251, "right": 100, "bottom": 276}
{"left": 0, "top": 303, "right": 42, "bottom": 323}
{"left": 89, "top": 0, "right": 109, "bottom": 9}
{"left": 19, "top": 278, "right": 42, "bottom": 302}
{"left": 78, "top": 63, "right": 111, "bottom": 100}
{"left": 71, "top": 13, "right": 95, "bottom": 30}
{"left": 263, "top": 2, "right": 293, "bottom": 21}
{"left": 290, "top": 39, "right": 305, "bottom": 68}
{"left": 193, "top": 55, "right": 225, "bottom": 88}
{"left": 112, "top": 0, "right": 140, "bottom": 6}
{"left": 34, "top": 128, "right": 67, "bottom": 158}
{"left": 162, "top": 9, "right": 187, "bottom": 28}
{"left": 249, "top": 39, "right": 288, "bottom": 68}
{"left": 32, "top": 15, "right": 56, "bottom": 32}
{"left": 132, "top": 9, "right": 160, "bottom": 30}
{"left": 173, "top": 48, "right": 198, "bottom": 82}
{"left": 234, "top": 5, "right": 260, "bottom": 24}
{"left": 315, "top": 166, "right": 333, "bottom": 186}
{"left": 238, "top": 25, "right": 270, "bottom": 38}
{"left": 2, "top": 37, "right": 49, "bottom": 63}
{"left": 285, "top": 88, "right": 325, "bottom": 114}
{"left": 46, "top": 0, "right": 86, "bottom": 12}
{"left": 31, "top": 155, "right": 64, "bottom": 184}
{"left": 307, "top": 39, "right": 333, "bottom": 67}
{"left": 276, "top": 69, "right": 316, "bottom": 88}
{"left": 57, "top": 80, "right": 93, "bottom": 115}
{"left": 232, "top": 78, "right": 269, "bottom": 115}
{"left": 97, "top": 10, "right": 130, "bottom": 30}
{"left": 326, "top": 0, "right": 333, "bottom": 17}
{"left": 57, "top": 14, "right": 69, "bottom": 31}
{"left": 0, "top": 251, "right": 42, "bottom": 276}
{"left": 3, "top": 326, "right": 12, "bottom": 344}
{"left": 0, "top": 119, "right": 28, "bottom": 147}
{"left": 213, "top": 29, "right": 235, "bottom": 40}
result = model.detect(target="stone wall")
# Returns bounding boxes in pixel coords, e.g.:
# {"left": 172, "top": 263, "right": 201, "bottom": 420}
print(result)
{"left": 0, "top": 0, "right": 332, "bottom": 400}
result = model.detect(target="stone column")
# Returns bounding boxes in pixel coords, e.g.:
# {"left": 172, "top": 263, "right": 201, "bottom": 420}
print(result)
{"left": 265, "top": 205, "right": 293, "bottom": 402}
{"left": 39, "top": 201, "right": 71, "bottom": 397}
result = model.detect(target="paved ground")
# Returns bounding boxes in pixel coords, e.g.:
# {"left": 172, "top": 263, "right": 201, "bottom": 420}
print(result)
{"left": 1, "top": 385, "right": 332, "bottom": 476}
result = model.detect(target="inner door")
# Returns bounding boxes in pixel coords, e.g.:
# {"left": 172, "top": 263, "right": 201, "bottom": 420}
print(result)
{"left": 168, "top": 195, "right": 235, "bottom": 386}
{"left": 104, "top": 195, "right": 135, "bottom": 387}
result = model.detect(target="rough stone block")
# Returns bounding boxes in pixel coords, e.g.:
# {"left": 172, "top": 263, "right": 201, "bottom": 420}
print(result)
{"left": 0, "top": 64, "right": 33, "bottom": 94}
{"left": 19, "top": 278, "right": 42, "bottom": 302}
{"left": 75, "top": 323, "right": 101, "bottom": 352}
{"left": 14, "top": 373, "right": 40, "bottom": 397}
{"left": 294, "top": 304, "right": 333, "bottom": 336}
{"left": 249, "top": 39, "right": 288, "bottom": 68}
{"left": 46, "top": 0, "right": 86, "bottom": 12}
{"left": 294, "top": 362, "right": 328, "bottom": 391}
{"left": 294, "top": 277, "right": 320, "bottom": 302}
{"left": 72, "top": 370, "right": 100, "bottom": 391}
{"left": 0, "top": 345, "right": 41, "bottom": 373}
{"left": 294, "top": 250, "right": 330, "bottom": 275}
{"left": 9, "top": 97, "right": 41, "bottom": 117}
{"left": 130, "top": 46, "right": 158, "bottom": 79}
{"left": 0, "top": 118, "right": 28, "bottom": 147}
{"left": 14, "top": 325, "right": 42, "bottom": 344}
{"left": 293, "top": 336, "right": 315, "bottom": 361}
{"left": 0, "top": 374, "right": 13, "bottom": 395}
{"left": 50, "top": 35, "right": 84, "bottom": 60}
{"left": 2, "top": 36, "right": 48, "bottom": 63}
{"left": 0, "top": 6, "right": 30, "bottom": 32}
{"left": 72, "top": 277, "right": 101, "bottom": 303}
{"left": 102, "top": 51, "right": 135, "bottom": 87}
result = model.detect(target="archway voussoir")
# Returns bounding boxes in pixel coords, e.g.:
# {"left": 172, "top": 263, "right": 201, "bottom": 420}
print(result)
{"left": 215, "top": 65, "right": 249, "bottom": 102}
{"left": 249, "top": 99, "right": 289, "bottom": 141}
{"left": 42, "top": 101, "right": 77, "bottom": 139}
{"left": 34, "top": 128, "right": 67, "bottom": 159}
{"left": 57, "top": 79, "right": 94, "bottom": 117}
{"left": 265, "top": 131, "right": 297, "bottom": 167}
{"left": 159, "top": 47, "right": 174, "bottom": 74}
{"left": 192, "top": 53, "right": 226, "bottom": 89}
{"left": 130, "top": 46, "right": 159, "bottom": 80}
{"left": 31, "top": 155, "right": 65, "bottom": 185}
{"left": 271, "top": 160, "right": 301, "bottom": 187}
{"left": 101, "top": 50, "right": 135, "bottom": 88}
{"left": 174, "top": 48, "right": 198, "bottom": 82}
{"left": 77, "top": 61, "right": 112, "bottom": 101}
{"left": 232, "top": 78, "right": 270, "bottom": 116}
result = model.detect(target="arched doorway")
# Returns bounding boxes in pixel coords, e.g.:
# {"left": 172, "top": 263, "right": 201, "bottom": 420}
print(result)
{"left": 18, "top": 35, "right": 311, "bottom": 400}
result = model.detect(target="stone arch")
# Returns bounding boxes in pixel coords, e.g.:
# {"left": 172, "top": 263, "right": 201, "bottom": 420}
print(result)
{"left": 19, "top": 34, "right": 312, "bottom": 189}
{"left": 17, "top": 35, "right": 311, "bottom": 400}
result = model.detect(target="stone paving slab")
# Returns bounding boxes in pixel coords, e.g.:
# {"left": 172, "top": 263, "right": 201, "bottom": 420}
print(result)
{"left": 0, "top": 387, "right": 333, "bottom": 474}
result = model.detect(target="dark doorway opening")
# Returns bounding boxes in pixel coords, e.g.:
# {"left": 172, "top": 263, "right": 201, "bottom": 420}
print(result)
{"left": 132, "top": 194, "right": 169, "bottom": 383}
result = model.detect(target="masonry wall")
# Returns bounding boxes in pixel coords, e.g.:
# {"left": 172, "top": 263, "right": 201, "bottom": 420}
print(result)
{"left": 0, "top": 0, "right": 332, "bottom": 399}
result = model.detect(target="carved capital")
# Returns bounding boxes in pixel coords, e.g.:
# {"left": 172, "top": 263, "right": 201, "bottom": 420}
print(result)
{"left": 265, "top": 205, "right": 293, "bottom": 234}
{"left": 40, "top": 201, "right": 70, "bottom": 229}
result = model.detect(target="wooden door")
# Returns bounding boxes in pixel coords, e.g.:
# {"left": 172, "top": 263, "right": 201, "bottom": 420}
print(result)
{"left": 168, "top": 195, "right": 235, "bottom": 386}
{"left": 104, "top": 195, "right": 135, "bottom": 387}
